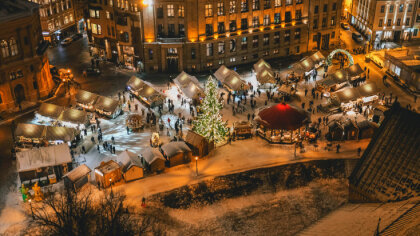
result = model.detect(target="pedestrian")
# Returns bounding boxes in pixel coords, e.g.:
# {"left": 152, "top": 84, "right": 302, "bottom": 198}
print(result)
{"left": 141, "top": 197, "right": 146, "bottom": 207}
{"left": 247, "top": 113, "right": 251, "bottom": 121}
{"left": 91, "top": 136, "right": 95, "bottom": 144}
{"left": 82, "top": 146, "right": 86, "bottom": 154}
{"left": 357, "top": 147, "right": 362, "bottom": 156}
{"left": 97, "top": 144, "right": 100, "bottom": 153}
{"left": 336, "top": 144, "right": 341, "bottom": 153}
{"left": 113, "top": 146, "right": 116, "bottom": 154}
{"left": 126, "top": 126, "right": 130, "bottom": 134}
{"left": 305, "top": 88, "right": 308, "bottom": 96}
{"left": 111, "top": 136, "right": 115, "bottom": 144}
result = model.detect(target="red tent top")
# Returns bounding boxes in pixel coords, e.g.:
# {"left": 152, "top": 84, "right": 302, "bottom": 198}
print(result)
{"left": 256, "top": 103, "right": 310, "bottom": 130}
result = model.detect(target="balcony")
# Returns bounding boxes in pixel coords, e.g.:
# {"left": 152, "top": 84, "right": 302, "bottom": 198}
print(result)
{"left": 156, "top": 38, "right": 185, "bottom": 43}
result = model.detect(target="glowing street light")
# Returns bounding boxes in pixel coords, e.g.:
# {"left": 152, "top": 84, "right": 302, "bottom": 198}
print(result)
{"left": 195, "top": 156, "right": 198, "bottom": 176}
{"left": 28, "top": 199, "right": 34, "bottom": 220}
{"left": 109, "top": 178, "right": 113, "bottom": 193}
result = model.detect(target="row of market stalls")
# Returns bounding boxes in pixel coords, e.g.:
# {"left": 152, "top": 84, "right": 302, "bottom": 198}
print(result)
{"left": 17, "top": 143, "right": 73, "bottom": 190}
{"left": 214, "top": 65, "right": 249, "bottom": 93}
{"left": 327, "top": 119, "right": 378, "bottom": 141}
{"left": 126, "top": 76, "right": 166, "bottom": 107}
{"left": 173, "top": 71, "right": 204, "bottom": 105}
{"left": 75, "top": 90, "right": 121, "bottom": 118}
{"left": 36, "top": 103, "right": 90, "bottom": 130}
{"left": 330, "top": 82, "right": 379, "bottom": 109}
{"left": 291, "top": 51, "right": 325, "bottom": 76}
{"left": 15, "top": 123, "right": 80, "bottom": 148}
{"left": 94, "top": 141, "right": 193, "bottom": 188}
{"left": 316, "top": 63, "right": 365, "bottom": 92}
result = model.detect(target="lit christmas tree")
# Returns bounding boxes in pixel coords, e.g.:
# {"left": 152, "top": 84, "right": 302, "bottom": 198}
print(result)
{"left": 193, "top": 76, "right": 228, "bottom": 143}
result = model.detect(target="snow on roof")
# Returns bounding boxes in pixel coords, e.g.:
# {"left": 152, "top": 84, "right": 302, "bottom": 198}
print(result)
{"left": 38, "top": 103, "right": 65, "bottom": 120}
{"left": 75, "top": 90, "right": 99, "bottom": 105}
{"left": 95, "top": 160, "right": 120, "bottom": 175}
{"left": 345, "top": 63, "right": 364, "bottom": 77}
{"left": 15, "top": 123, "right": 45, "bottom": 139}
{"left": 117, "top": 150, "right": 143, "bottom": 172}
{"left": 141, "top": 148, "right": 165, "bottom": 164}
{"left": 253, "top": 59, "right": 272, "bottom": 74}
{"left": 161, "top": 141, "right": 191, "bottom": 158}
{"left": 185, "top": 130, "right": 207, "bottom": 147}
{"left": 214, "top": 65, "right": 231, "bottom": 81}
{"left": 16, "top": 144, "right": 72, "bottom": 172}
{"left": 45, "top": 126, "right": 77, "bottom": 142}
{"left": 59, "top": 108, "right": 88, "bottom": 125}
{"left": 64, "top": 164, "right": 91, "bottom": 182}
{"left": 174, "top": 71, "right": 204, "bottom": 99}
{"left": 310, "top": 51, "right": 325, "bottom": 64}
{"left": 127, "top": 76, "right": 145, "bottom": 91}
{"left": 256, "top": 68, "right": 276, "bottom": 85}
{"left": 223, "top": 71, "right": 248, "bottom": 91}
{"left": 95, "top": 96, "right": 120, "bottom": 113}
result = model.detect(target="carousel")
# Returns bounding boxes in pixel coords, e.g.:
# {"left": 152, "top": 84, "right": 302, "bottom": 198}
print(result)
{"left": 125, "top": 114, "right": 144, "bottom": 131}
{"left": 255, "top": 103, "right": 310, "bottom": 144}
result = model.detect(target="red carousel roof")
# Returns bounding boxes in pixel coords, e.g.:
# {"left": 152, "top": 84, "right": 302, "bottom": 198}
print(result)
{"left": 256, "top": 103, "right": 310, "bottom": 130}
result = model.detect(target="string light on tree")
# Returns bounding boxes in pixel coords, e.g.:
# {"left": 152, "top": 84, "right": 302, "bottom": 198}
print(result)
{"left": 193, "top": 76, "right": 228, "bottom": 143}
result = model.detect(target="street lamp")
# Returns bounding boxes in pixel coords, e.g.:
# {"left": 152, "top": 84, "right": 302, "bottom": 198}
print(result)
{"left": 195, "top": 156, "right": 198, "bottom": 176}
{"left": 28, "top": 199, "right": 34, "bottom": 220}
{"left": 109, "top": 178, "right": 113, "bottom": 193}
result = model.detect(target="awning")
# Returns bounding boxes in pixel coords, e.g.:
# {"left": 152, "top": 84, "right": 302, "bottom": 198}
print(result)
{"left": 59, "top": 108, "right": 88, "bottom": 125}
{"left": 75, "top": 90, "right": 99, "bottom": 105}
{"left": 15, "top": 123, "right": 45, "bottom": 139}
{"left": 95, "top": 96, "right": 120, "bottom": 113}
{"left": 38, "top": 103, "right": 64, "bottom": 120}
{"left": 16, "top": 143, "right": 72, "bottom": 172}
{"left": 45, "top": 126, "right": 77, "bottom": 142}
{"left": 310, "top": 51, "right": 325, "bottom": 65}
{"left": 331, "top": 87, "right": 362, "bottom": 103}
{"left": 255, "top": 103, "right": 310, "bottom": 130}
{"left": 357, "top": 82, "right": 378, "bottom": 97}
{"left": 64, "top": 164, "right": 91, "bottom": 182}
{"left": 126, "top": 76, "right": 144, "bottom": 91}
{"left": 331, "top": 70, "right": 348, "bottom": 83}
{"left": 293, "top": 57, "right": 315, "bottom": 74}
{"left": 346, "top": 63, "right": 364, "bottom": 77}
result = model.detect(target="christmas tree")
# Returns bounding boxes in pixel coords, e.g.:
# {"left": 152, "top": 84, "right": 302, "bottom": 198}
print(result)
{"left": 193, "top": 76, "right": 228, "bottom": 143}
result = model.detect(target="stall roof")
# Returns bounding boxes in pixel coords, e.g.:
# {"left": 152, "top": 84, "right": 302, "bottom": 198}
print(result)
{"left": 59, "top": 108, "right": 88, "bottom": 125}
{"left": 310, "top": 51, "right": 325, "bottom": 64}
{"left": 174, "top": 71, "right": 204, "bottom": 99}
{"left": 95, "top": 96, "right": 120, "bottom": 113}
{"left": 346, "top": 63, "right": 364, "bottom": 77}
{"left": 185, "top": 130, "right": 207, "bottom": 147}
{"left": 141, "top": 147, "right": 165, "bottom": 164}
{"left": 127, "top": 76, "right": 144, "bottom": 91}
{"left": 253, "top": 59, "right": 272, "bottom": 74}
{"left": 357, "top": 82, "right": 378, "bottom": 97}
{"left": 117, "top": 150, "right": 143, "bottom": 173}
{"left": 331, "top": 70, "right": 348, "bottom": 83}
{"left": 75, "top": 90, "right": 99, "bottom": 105}
{"left": 45, "top": 126, "right": 77, "bottom": 142}
{"left": 16, "top": 144, "right": 72, "bottom": 172}
{"left": 15, "top": 123, "right": 45, "bottom": 139}
{"left": 293, "top": 57, "right": 315, "bottom": 74}
{"left": 331, "top": 87, "right": 362, "bottom": 103}
{"left": 223, "top": 71, "right": 248, "bottom": 91}
{"left": 38, "top": 103, "right": 64, "bottom": 120}
{"left": 64, "top": 164, "right": 91, "bottom": 182}
{"left": 214, "top": 65, "right": 231, "bottom": 82}
{"left": 161, "top": 141, "right": 191, "bottom": 158}
{"left": 256, "top": 68, "right": 276, "bottom": 85}
{"left": 317, "top": 77, "right": 338, "bottom": 88}
{"left": 95, "top": 160, "right": 120, "bottom": 175}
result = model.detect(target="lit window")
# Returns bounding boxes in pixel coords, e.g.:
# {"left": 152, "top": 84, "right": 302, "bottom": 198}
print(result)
{"left": 205, "top": 4, "right": 213, "bottom": 17}
{"left": 229, "top": 1, "right": 236, "bottom": 13}
{"left": 9, "top": 38, "right": 18, "bottom": 56}
{"left": 178, "top": 5, "right": 184, "bottom": 17}
{"left": 1, "top": 40, "right": 9, "bottom": 58}
{"left": 263, "top": 15, "right": 270, "bottom": 26}
{"left": 217, "top": 2, "right": 224, "bottom": 16}
{"left": 274, "top": 0, "right": 281, "bottom": 7}
{"left": 206, "top": 43, "right": 213, "bottom": 56}
{"left": 218, "top": 41, "right": 225, "bottom": 54}
{"left": 167, "top": 4, "right": 174, "bottom": 17}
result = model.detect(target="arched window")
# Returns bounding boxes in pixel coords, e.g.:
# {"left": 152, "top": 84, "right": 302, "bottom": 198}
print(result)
{"left": 9, "top": 38, "right": 18, "bottom": 56}
{"left": 1, "top": 40, "right": 9, "bottom": 58}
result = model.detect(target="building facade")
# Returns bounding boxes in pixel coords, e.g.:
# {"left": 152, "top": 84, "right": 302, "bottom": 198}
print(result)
{"left": 350, "top": 0, "right": 418, "bottom": 48}
{"left": 87, "top": 0, "right": 341, "bottom": 73}
{"left": 28, "top": 0, "right": 84, "bottom": 43}
{"left": 0, "top": 0, "right": 55, "bottom": 110}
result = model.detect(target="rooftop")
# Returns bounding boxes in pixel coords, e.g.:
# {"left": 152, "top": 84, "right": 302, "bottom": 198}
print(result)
{"left": 0, "top": 0, "right": 39, "bottom": 23}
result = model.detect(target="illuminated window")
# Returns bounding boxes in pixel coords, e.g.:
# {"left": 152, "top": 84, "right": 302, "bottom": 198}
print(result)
{"left": 1, "top": 40, "right": 9, "bottom": 58}
{"left": 9, "top": 38, "right": 18, "bottom": 56}
{"left": 64, "top": 16, "right": 69, "bottom": 24}
{"left": 218, "top": 41, "right": 225, "bottom": 54}
{"left": 274, "top": 0, "right": 281, "bottom": 7}
{"left": 252, "top": 0, "right": 259, "bottom": 10}
{"left": 263, "top": 34, "right": 269, "bottom": 45}
{"left": 241, "top": 37, "right": 247, "bottom": 49}
{"left": 241, "top": 0, "right": 248, "bottom": 12}
{"left": 252, "top": 16, "right": 259, "bottom": 27}
{"left": 167, "top": 4, "right": 174, "bottom": 17}
{"left": 263, "top": 14, "right": 270, "bottom": 26}
{"left": 178, "top": 5, "right": 184, "bottom": 17}
{"left": 229, "top": 1, "right": 236, "bottom": 13}
{"left": 230, "top": 39, "right": 236, "bottom": 52}
{"left": 205, "top": 4, "right": 213, "bottom": 17}
{"left": 217, "top": 2, "right": 224, "bottom": 16}
{"left": 206, "top": 43, "right": 213, "bottom": 56}
{"left": 264, "top": 0, "right": 270, "bottom": 9}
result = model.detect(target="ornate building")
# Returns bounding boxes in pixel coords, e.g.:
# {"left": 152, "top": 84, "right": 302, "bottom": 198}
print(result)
{"left": 0, "top": 0, "right": 55, "bottom": 110}
{"left": 87, "top": 0, "right": 341, "bottom": 72}
{"left": 28, "top": 0, "right": 84, "bottom": 42}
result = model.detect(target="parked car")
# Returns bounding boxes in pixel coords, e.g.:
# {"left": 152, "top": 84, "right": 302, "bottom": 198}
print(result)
{"left": 71, "top": 33, "right": 83, "bottom": 41}
{"left": 352, "top": 32, "right": 363, "bottom": 42}
{"left": 85, "top": 67, "right": 101, "bottom": 76}
{"left": 341, "top": 22, "right": 350, "bottom": 30}
{"left": 60, "top": 37, "right": 73, "bottom": 46}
